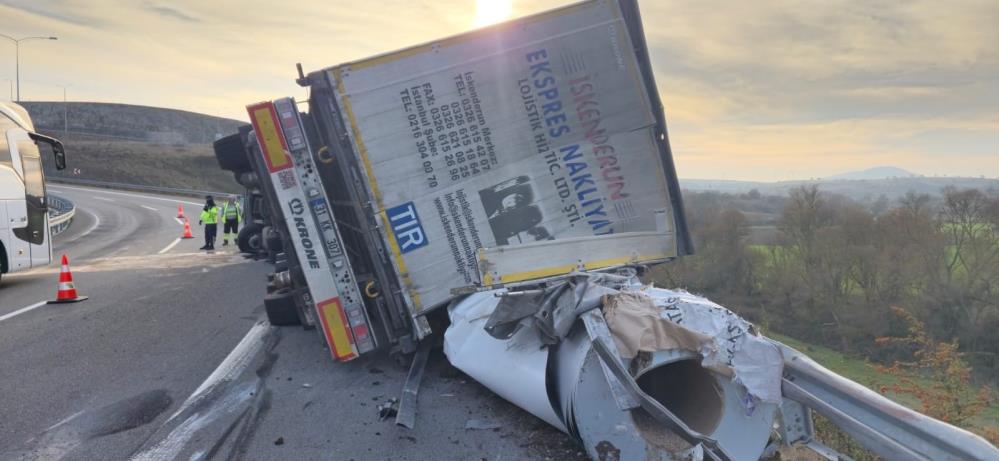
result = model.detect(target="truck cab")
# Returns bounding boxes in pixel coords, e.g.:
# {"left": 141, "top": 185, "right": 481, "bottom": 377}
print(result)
{"left": 0, "top": 102, "right": 67, "bottom": 284}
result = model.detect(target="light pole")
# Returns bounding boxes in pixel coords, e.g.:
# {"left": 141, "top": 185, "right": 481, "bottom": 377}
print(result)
{"left": 58, "top": 85, "right": 68, "bottom": 136}
{"left": 0, "top": 34, "right": 58, "bottom": 102}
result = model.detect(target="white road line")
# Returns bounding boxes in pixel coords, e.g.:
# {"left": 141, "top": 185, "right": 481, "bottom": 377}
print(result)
{"left": 49, "top": 184, "right": 203, "bottom": 206}
{"left": 93, "top": 196, "right": 115, "bottom": 202}
{"left": 140, "top": 205, "right": 159, "bottom": 211}
{"left": 157, "top": 238, "right": 182, "bottom": 254}
{"left": 0, "top": 301, "right": 48, "bottom": 323}
{"left": 174, "top": 217, "right": 185, "bottom": 226}
{"left": 57, "top": 209, "right": 101, "bottom": 245}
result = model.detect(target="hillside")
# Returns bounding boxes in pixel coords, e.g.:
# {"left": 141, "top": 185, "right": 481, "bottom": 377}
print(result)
{"left": 682, "top": 176, "right": 999, "bottom": 201}
{"left": 826, "top": 166, "right": 916, "bottom": 180}
{"left": 23, "top": 102, "right": 245, "bottom": 192}
{"left": 21, "top": 102, "right": 243, "bottom": 144}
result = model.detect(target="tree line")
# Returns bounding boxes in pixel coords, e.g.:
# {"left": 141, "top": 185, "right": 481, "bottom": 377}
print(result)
{"left": 657, "top": 185, "right": 999, "bottom": 381}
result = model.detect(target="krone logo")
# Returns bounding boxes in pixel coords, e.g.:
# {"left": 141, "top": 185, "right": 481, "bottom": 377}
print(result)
{"left": 289, "top": 198, "right": 305, "bottom": 216}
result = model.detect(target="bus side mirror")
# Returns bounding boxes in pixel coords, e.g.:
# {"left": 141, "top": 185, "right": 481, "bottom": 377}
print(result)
{"left": 52, "top": 142, "right": 66, "bottom": 170}
{"left": 28, "top": 132, "right": 67, "bottom": 170}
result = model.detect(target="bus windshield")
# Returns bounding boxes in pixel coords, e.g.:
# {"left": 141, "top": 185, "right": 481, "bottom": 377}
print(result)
{"left": 12, "top": 139, "right": 46, "bottom": 245}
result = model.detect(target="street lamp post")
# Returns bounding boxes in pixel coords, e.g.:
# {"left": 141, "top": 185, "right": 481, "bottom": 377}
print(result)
{"left": 0, "top": 34, "right": 58, "bottom": 102}
{"left": 58, "top": 85, "right": 68, "bottom": 136}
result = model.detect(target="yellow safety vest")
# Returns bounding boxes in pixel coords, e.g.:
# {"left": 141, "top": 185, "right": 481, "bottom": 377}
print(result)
{"left": 201, "top": 206, "right": 219, "bottom": 225}
{"left": 222, "top": 202, "right": 241, "bottom": 222}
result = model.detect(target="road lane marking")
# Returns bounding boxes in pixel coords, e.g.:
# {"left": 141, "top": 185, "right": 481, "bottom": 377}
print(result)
{"left": 0, "top": 301, "right": 48, "bottom": 323}
{"left": 174, "top": 218, "right": 185, "bottom": 226}
{"left": 158, "top": 238, "right": 182, "bottom": 254}
{"left": 141, "top": 205, "right": 159, "bottom": 211}
{"left": 93, "top": 196, "right": 115, "bottom": 202}
{"left": 49, "top": 185, "right": 203, "bottom": 206}
{"left": 57, "top": 209, "right": 101, "bottom": 245}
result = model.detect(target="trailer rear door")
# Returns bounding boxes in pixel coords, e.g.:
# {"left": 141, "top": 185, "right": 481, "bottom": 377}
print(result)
{"left": 327, "top": 0, "right": 688, "bottom": 315}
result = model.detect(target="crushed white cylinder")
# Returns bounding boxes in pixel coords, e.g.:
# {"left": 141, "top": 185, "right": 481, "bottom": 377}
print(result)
{"left": 444, "top": 275, "right": 782, "bottom": 460}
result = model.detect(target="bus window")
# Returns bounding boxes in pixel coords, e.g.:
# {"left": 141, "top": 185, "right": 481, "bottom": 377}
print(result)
{"left": 12, "top": 139, "right": 46, "bottom": 245}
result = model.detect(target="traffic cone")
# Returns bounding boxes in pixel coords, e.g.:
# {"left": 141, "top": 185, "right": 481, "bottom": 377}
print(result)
{"left": 49, "top": 255, "right": 88, "bottom": 304}
{"left": 177, "top": 204, "right": 185, "bottom": 219}
{"left": 181, "top": 218, "right": 195, "bottom": 239}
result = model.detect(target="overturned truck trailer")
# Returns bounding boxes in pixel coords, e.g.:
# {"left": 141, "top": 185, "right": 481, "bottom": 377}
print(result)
{"left": 213, "top": 0, "right": 999, "bottom": 459}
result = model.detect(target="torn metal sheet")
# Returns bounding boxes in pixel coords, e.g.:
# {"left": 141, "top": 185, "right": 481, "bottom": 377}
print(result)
{"left": 555, "top": 319, "right": 776, "bottom": 461}
{"left": 484, "top": 270, "right": 638, "bottom": 344}
{"left": 640, "top": 287, "right": 783, "bottom": 405}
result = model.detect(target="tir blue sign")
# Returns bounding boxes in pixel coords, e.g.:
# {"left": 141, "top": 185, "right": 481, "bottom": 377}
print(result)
{"left": 386, "top": 202, "right": 428, "bottom": 254}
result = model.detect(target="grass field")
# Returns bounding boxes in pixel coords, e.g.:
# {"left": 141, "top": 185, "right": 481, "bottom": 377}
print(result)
{"left": 43, "top": 136, "right": 241, "bottom": 193}
{"left": 767, "top": 332, "right": 999, "bottom": 429}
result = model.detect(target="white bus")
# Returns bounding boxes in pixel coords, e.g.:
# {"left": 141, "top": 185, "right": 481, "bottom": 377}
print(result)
{"left": 0, "top": 102, "right": 67, "bottom": 285}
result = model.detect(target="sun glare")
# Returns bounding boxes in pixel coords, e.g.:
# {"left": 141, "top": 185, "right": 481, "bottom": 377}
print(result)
{"left": 474, "top": 0, "right": 513, "bottom": 27}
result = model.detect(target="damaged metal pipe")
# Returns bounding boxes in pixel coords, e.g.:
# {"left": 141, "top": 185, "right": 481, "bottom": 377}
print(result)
{"left": 444, "top": 275, "right": 781, "bottom": 460}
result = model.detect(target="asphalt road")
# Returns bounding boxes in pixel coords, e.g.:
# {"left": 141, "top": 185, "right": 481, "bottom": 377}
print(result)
{"left": 0, "top": 185, "right": 581, "bottom": 461}
{"left": 0, "top": 185, "right": 270, "bottom": 460}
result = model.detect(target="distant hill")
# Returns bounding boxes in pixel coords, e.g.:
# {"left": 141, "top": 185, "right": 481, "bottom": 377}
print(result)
{"left": 21, "top": 101, "right": 243, "bottom": 144}
{"left": 22, "top": 102, "right": 245, "bottom": 192}
{"left": 681, "top": 176, "right": 999, "bottom": 201}
{"left": 826, "top": 166, "right": 917, "bottom": 180}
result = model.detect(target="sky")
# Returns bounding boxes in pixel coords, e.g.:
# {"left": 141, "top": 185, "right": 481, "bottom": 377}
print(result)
{"left": 0, "top": 0, "right": 997, "bottom": 181}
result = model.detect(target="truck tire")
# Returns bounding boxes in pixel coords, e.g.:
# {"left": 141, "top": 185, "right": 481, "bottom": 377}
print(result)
{"left": 265, "top": 231, "right": 283, "bottom": 253}
{"left": 213, "top": 132, "right": 252, "bottom": 173}
{"left": 264, "top": 289, "right": 301, "bottom": 326}
{"left": 237, "top": 223, "right": 263, "bottom": 254}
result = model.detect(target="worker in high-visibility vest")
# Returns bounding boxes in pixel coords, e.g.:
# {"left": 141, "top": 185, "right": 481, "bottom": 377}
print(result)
{"left": 220, "top": 196, "right": 242, "bottom": 247}
{"left": 198, "top": 195, "right": 220, "bottom": 251}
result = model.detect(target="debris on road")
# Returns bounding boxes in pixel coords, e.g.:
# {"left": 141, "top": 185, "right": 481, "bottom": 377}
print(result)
{"left": 377, "top": 398, "right": 398, "bottom": 421}
{"left": 464, "top": 419, "right": 503, "bottom": 431}
{"left": 273, "top": 437, "right": 284, "bottom": 446}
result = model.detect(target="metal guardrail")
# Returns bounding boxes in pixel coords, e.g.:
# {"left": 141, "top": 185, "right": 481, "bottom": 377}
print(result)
{"left": 772, "top": 340, "right": 999, "bottom": 460}
{"left": 48, "top": 194, "right": 76, "bottom": 236}
{"left": 49, "top": 177, "right": 235, "bottom": 199}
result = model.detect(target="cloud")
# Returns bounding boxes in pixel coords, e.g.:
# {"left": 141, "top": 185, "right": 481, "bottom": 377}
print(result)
{"left": 144, "top": 4, "right": 201, "bottom": 23}
{"left": 0, "top": 0, "right": 102, "bottom": 27}
{"left": 0, "top": 0, "right": 995, "bottom": 180}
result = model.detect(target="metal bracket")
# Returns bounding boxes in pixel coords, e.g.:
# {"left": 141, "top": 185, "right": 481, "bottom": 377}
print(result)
{"left": 580, "top": 310, "right": 640, "bottom": 411}
{"left": 395, "top": 339, "right": 432, "bottom": 429}
{"left": 778, "top": 398, "right": 814, "bottom": 445}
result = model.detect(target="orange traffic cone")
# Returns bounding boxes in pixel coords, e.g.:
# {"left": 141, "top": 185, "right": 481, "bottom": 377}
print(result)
{"left": 182, "top": 218, "right": 195, "bottom": 239}
{"left": 177, "top": 204, "right": 186, "bottom": 219}
{"left": 49, "top": 255, "right": 88, "bottom": 304}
